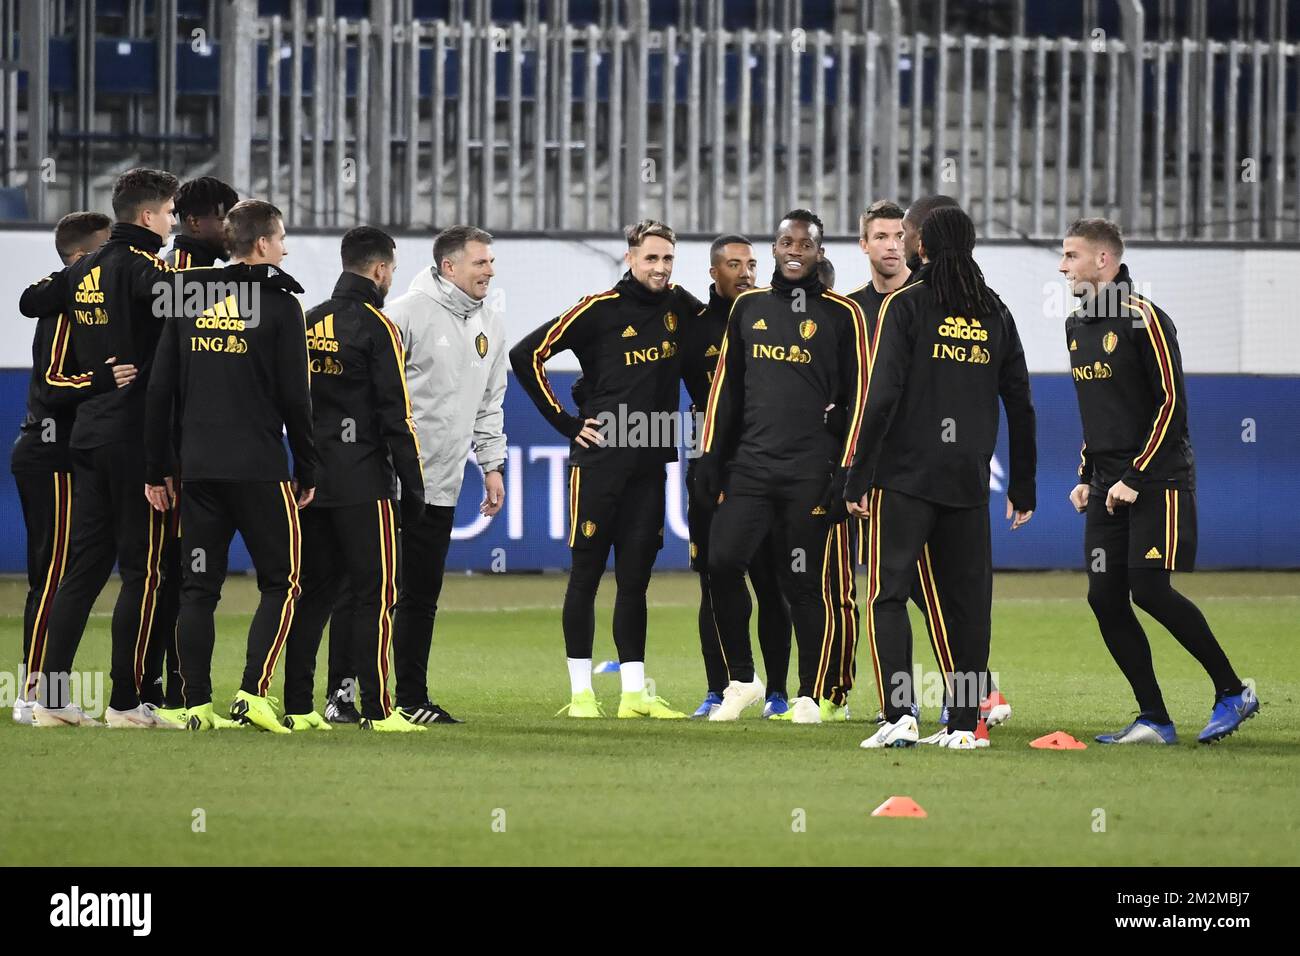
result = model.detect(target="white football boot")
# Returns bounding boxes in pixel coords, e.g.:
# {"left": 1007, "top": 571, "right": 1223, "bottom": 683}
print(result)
{"left": 860, "top": 714, "right": 919, "bottom": 748}
{"left": 105, "top": 702, "right": 181, "bottom": 729}
{"left": 12, "top": 699, "right": 34, "bottom": 725}
{"left": 789, "top": 696, "right": 822, "bottom": 724}
{"left": 708, "top": 677, "right": 765, "bottom": 721}
{"left": 919, "top": 728, "right": 983, "bottom": 749}
{"left": 32, "top": 703, "right": 102, "bottom": 727}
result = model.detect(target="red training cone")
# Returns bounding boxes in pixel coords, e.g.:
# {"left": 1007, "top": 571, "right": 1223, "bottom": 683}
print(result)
{"left": 1029, "top": 731, "right": 1088, "bottom": 750}
{"left": 871, "top": 796, "right": 928, "bottom": 818}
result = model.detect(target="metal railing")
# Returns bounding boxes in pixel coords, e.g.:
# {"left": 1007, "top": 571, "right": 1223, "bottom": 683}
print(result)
{"left": 9, "top": 0, "right": 1300, "bottom": 240}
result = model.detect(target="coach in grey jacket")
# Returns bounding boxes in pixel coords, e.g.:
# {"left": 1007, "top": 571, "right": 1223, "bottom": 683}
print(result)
{"left": 384, "top": 224, "right": 507, "bottom": 724}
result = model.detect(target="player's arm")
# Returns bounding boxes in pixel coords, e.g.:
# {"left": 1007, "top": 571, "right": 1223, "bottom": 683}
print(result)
{"left": 276, "top": 301, "right": 319, "bottom": 500}
{"left": 1121, "top": 297, "right": 1187, "bottom": 490}
{"left": 692, "top": 295, "right": 748, "bottom": 503}
{"left": 832, "top": 295, "right": 870, "bottom": 471}
{"left": 39, "top": 313, "right": 96, "bottom": 403}
{"left": 366, "top": 305, "right": 426, "bottom": 522}
{"left": 20, "top": 270, "right": 69, "bottom": 318}
{"left": 143, "top": 312, "right": 180, "bottom": 507}
{"left": 697, "top": 295, "right": 747, "bottom": 465}
{"left": 996, "top": 302, "right": 1037, "bottom": 526}
{"left": 844, "top": 287, "right": 918, "bottom": 507}
{"left": 507, "top": 296, "right": 600, "bottom": 443}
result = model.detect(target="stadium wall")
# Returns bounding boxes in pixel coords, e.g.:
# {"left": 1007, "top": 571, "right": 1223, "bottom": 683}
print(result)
{"left": 2, "top": 231, "right": 1297, "bottom": 571}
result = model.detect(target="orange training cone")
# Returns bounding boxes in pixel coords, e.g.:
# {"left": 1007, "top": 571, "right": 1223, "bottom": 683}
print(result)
{"left": 871, "top": 796, "right": 928, "bottom": 818}
{"left": 1029, "top": 731, "right": 1088, "bottom": 750}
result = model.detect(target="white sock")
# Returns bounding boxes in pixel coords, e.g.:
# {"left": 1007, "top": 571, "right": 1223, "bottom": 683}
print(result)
{"left": 620, "top": 661, "right": 645, "bottom": 695}
{"left": 567, "top": 658, "right": 592, "bottom": 695}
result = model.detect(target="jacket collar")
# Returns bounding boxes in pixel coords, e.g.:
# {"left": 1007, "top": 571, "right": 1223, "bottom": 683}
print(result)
{"left": 172, "top": 233, "right": 225, "bottom": 266}
{"left": 770, "top": 264, "right": 825, "bottom": 300}
{"left": 707, "top": 283, "right": 733, "bottom": 315}
{"left": 222, "top": 261, "right": 305, "bottom": 294}
{"left": 1074, "top": 263, "right": 1135, "bottom": 322}
{"left": 331, "top": 271, "right": 385, "bottom": 309}
{"left": 411, "top": 267, "right": 484, "bottom": 320}
{"left": 110, "top": 222, "right": 164, "bottom": 254}
{"left": 615, "top": 270, "right": 671, "bottom": 306}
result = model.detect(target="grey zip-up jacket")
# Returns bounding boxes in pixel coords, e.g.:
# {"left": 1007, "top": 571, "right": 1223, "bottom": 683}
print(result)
{"left": 383, "top": 268, "right": 508, "bottom": 505}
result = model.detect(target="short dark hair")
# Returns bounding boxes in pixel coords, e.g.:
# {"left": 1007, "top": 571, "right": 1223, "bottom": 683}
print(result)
{"left": 859, "top": 199, "right": 906, "bottom": 238}
{"left": 54, "top": 211, "right": 111, "bottom": 264}
{"left": 432, "top": 224, "right": 493, "bottom": 272}
{"left": 709, "top": 233, "right": 752, "bottom": 264}
{"left": 111, "top": 167, "right": 179, "bottom": 222}
{"left": 625, "top": 220, "right": 676, "bottom": 248}
{"left": 341, "top": 226, "right": 396, "bottom": 271}
{"left": 904, "top": 194, "right": 960, "bottom": 228}
{"left": 174, "top": 176, "right": 240, "bottom": 221}
{"left": 816, "top": 257, "right": 835, "bottom": 289}
{"left": 1066, "top": 217, "right": 1125, "bottom": 259}
{"left": 778, "top": 208, "right": 824, "bottom": 245}
{"left": 224, "top": 199, "right": 283, "bottom": 258}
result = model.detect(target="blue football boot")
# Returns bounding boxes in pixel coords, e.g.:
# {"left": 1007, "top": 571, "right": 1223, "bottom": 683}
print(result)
{"left": 1197, "top": 685, "right": 1260, "bottom": 744}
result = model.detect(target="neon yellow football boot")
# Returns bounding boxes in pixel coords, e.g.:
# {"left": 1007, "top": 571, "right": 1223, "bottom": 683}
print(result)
{"left": 184, "top": 702, "right": 239, "bottom": 730}
{"left": 360, "top": 712, "right": 429, "bottom": 732}
{"left": 282, "top": 711, "right": 333, "bottom": 731}
{"left": 153, "top": 706, "right": 189, "bottom": 727}
{"left": 229, "top": 691, "right": 291, "bottom": 734}
{"left": 819, "top": 698, "right": 851, "bottom": 722}
{"left": 617, "top": 689, "right": 686, "bottom": 719}
{"left": 555, "top": 688, "right": 605, "bottom": 718}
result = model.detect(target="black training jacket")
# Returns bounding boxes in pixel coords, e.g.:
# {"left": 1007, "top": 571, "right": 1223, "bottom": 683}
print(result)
{"left": 302, "top": 272, "right": 424, "bottom": 508}
{"left": 844, "top": 268, "right": 1037, "bottom": 511}
{"left": 20, "top": 223, "right": 174, "bottom": 450}
{"left": 10, "top": 303, "right": 91, "bottom": 474}
{"left": 679, "top": 284, "right": 730, "bottom": 411}
{"left": 698, "top": 268, "right": 869, "bottom": 485}
{"left": 144, "top": 263, "right": 317, "bottom": 487}
{"left": 510, "top": 271, "right": 703, "bottom": 470}
{"left": 1066, "top": 263, "right": 1194, "bottom": 492}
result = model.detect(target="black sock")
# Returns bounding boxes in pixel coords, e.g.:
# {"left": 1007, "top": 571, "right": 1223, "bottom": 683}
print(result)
{"left": 1087, "top": 569, "right": 1171, "bottom": 724}
{"left": 1129, "top": 569, "right": 1243, "bottom": 698}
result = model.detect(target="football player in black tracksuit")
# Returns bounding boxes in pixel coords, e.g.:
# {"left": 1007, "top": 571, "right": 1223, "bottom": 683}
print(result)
{"left": 280, "top": 227, "right": 427, "bottom": 733}
{"left": 167, "top": 176, "right": 239, "bottom": 271}
{"left": 29, "top": 169, "right": 181, "bottom": 729}
{"left": 850, "top": 206, "right": 1036, "bottom": 751}
{"left": 144, "top": 199, "right": 318, "bottom": 733}
{"left": 138, "top": 176, "right": 240, "bottom": 715}
{"left": 697, "top": 209, "right": 869, "bottom": 724}
{"left": 848, "top": 200, "right": 1012, "bottom": 729}
{"left": 1059, "top": 218, "right": 1256, "bottom": 745}
{"left": 10, "top": 213, "right": 112, "bottom": 725}
{"left": 681, "top": 235, "right": 792, "bottom": 719}
{"left": 510, "top": 220, "right": 702, "bottom": 720}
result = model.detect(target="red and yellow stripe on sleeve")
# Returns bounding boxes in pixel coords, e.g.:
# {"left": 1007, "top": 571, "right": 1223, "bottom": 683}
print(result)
{"left": 365, "top": 302, "right": 424, "bottom": 472}
{"left": 45, "top": 314, "right": 94, "bottom": 390}
{"left": 1127, "top": 296, "right": 1176, "bottom": 473}
{"left": 531, "top": 292, "right": 617, "bottom": 415}
{"left": 823, "top": 290, "right": 870, "bottom": 466}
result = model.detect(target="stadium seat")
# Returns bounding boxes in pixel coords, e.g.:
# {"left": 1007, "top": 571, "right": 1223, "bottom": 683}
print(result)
{"left": 0, "top": 187, "right": 30, "bottom": 221}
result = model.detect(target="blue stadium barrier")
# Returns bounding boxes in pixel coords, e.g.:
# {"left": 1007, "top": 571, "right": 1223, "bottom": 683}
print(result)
{"left": 1, "top": 371, "right": 1296, "bottom": 574}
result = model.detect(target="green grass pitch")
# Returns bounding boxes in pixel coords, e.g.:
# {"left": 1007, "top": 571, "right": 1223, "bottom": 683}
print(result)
{"left": 1, "top": 570, "right": 1296, "bottom": 866}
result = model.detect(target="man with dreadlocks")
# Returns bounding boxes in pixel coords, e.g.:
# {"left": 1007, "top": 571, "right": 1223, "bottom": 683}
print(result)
{"left": 848, "top": 206, "right": 1036, "bottom": 750}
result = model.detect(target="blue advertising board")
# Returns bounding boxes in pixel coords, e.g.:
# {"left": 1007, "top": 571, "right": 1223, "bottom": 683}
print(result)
{"left": 0, "top": 371, "right": 1296, "bottom": 572}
